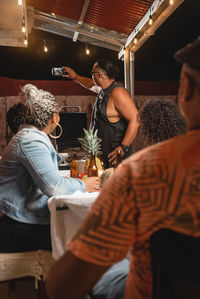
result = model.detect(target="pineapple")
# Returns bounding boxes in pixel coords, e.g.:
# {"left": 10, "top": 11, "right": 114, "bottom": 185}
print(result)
{"left": 78, "top": 128, "right": 104, "bottom": 176}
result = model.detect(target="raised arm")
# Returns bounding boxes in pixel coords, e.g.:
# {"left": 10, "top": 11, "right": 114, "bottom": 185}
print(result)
{"left": 62, "top": 66, "right": 94, "bottom": 90}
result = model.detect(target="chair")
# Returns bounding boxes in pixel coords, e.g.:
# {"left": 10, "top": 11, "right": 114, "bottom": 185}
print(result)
{"left": 0, "top": 250, "right": 54, "bottom": 298}
{"left": 151, "top": 229, "right": 200, "bottom": 299}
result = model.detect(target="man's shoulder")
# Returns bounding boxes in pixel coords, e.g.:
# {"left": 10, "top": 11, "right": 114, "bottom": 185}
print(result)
{"left": 113, "top": 82, "right": 125, "bottom": 88}
{"left": 110, "top": 84, "right": 130, "bottom": 98}
{"left": 111, "top": 82, "right": 125, "bottom": 91}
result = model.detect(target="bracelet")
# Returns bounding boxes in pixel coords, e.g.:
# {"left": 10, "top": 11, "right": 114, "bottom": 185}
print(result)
{"left": 120, "top": 144, "right": 130, "bottom": 153}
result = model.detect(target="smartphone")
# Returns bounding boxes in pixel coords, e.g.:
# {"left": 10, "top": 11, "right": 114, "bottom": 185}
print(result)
{"left": 51, "top": 67, "right": 68, "bottom": 76}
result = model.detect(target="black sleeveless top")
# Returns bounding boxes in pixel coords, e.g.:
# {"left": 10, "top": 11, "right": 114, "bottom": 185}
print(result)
{"left": 90, "top": 81, "right": 133, "bottom": 168}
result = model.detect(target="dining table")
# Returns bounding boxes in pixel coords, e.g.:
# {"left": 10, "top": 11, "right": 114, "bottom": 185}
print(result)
{"left": 47, "top": 171, "right": 130, "bottom": 299}
{"left": 48, "top": 189, "right": 99, "bottom": 260}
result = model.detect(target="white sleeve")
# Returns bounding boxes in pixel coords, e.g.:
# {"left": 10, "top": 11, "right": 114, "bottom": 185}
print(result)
{"left": 90, "top": 85, "right": 102, "bottom": 94}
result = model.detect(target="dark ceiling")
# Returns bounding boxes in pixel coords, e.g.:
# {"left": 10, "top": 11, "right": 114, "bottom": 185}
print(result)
{"left": 0, "top": 0, "right": 199, "bottom": 81}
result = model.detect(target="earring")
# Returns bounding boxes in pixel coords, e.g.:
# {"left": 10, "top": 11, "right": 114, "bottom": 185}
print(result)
{"left": 49, "top": 123, "right": 63, "bottom": 139}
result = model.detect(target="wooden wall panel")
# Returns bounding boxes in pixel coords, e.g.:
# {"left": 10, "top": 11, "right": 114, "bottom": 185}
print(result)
{"left": 0, "top": 77, "right": 179, "bottom": 97}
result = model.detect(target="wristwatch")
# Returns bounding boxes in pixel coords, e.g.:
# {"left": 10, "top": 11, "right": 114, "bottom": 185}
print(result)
{"left": 120, "top": 143, "right": 130, "bottom": 153}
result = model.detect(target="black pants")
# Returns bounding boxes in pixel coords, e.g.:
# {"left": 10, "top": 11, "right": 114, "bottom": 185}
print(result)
{"left": 0, "top": 215, "right": 51, "bottom": 252}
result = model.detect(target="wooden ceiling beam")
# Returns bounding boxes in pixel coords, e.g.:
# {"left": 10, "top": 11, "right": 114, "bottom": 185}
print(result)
{"left": 118, "top": 0, "right": 184, "bottom": 59}
{"left": 29, "top": 8, "right": 123, "bottom": 48}
{"left": 73, "top": 0, "right": 91, "bottom": 42}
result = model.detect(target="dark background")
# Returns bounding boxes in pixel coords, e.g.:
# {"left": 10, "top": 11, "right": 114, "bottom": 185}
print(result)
{"left": 0, "top": 0, "right": 199, "bottom": 81}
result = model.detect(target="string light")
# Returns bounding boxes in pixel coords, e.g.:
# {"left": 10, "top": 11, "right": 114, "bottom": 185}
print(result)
{"left": 24, "top": 38, "right": 28, "bottom": 45}
{"left": 85, "top": 43, "right": 90, "bottom": 55}
{"left": 118, "top": 0, "right": 179, "bottom": 60}
{"left": 43, "top": 40, "right": 48, "bottom": 52}
{"left": 90, "top": 26, "right": 95, "bottom": 33}
{"left": 24, "top": 36, "right": 93, "bottom": 55}
{"left": 18, "top": 0, "right": 27, "bottom": 45}
{"left": 148, "top": 7, "right": 153, "bottom": 26}
{"left": 22, "top": 24, "right": 26, "bottom": 33}
{"left": 149, "top": 15, "right": 153, "bottom": 25}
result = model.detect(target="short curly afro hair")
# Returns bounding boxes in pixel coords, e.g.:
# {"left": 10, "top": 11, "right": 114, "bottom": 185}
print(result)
{"left": 6, "top": 103, "right": 26, "bottom": 134}
{"left": 138, "top": 98, "right": 187, "bottom": 147}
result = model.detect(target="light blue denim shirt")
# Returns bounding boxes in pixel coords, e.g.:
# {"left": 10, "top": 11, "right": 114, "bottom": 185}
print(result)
{"left": 0, "top": 125, "right": 85, "bottom": 224}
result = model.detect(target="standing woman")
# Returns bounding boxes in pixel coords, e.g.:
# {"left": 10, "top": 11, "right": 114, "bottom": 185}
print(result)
{"left": 0, "top": 84, "right": 99, "bottom": 252}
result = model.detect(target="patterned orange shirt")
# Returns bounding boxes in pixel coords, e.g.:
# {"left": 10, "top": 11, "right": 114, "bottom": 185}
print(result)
{"left": 68, "top": 130, "right": 200, "bottom": 299}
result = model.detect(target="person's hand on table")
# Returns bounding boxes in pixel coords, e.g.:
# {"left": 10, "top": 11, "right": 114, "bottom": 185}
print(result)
{"left": 81, "top": 176, "right": 101, "bottom": 192}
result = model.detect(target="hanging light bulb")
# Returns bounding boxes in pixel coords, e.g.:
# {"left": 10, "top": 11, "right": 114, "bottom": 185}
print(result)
{"left": 22, "top": 25, "right": 26, "bottom": 33}
{"left": 169, "top": 0, "right": 174, "bottom": 5}
{"left": 85, "top": 43, "right": 90, "bottom": 55}
{"left": 24, "top": 38, "right": 28, "bottom": 45}
{"left": 18, "top": 0, "right": 22, "bottom": 5}
{"left": 43, "top": 40, "right": 48, "bottom": 52}
{"left": 134, "top": 38, "right": 137, "bottom": 44}
{"left": 149, "top": 15, "right": 153, "bottom": 25}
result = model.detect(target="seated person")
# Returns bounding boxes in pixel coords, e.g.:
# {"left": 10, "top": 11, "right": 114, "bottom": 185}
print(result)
{"left": 46, "top": 37, "right": 200, "bottom": 299}
{"left": 100, "top": 98, "right": 187, "bottom": 187}
{"left": 0, "top": 83, "right": 100, "bottom": 253}
{"left": 138, "top": 98, "right": 187, "bottom": 148}
{"left": 6, "top": 102, "right": 26, "bottom": 135}
{"left": 89, "top": 99, "right": 187, "bottom": 299}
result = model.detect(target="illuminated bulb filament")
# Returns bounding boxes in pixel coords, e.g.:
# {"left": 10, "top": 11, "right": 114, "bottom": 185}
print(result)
{"left": 86, "top": 48, "right": 90, "bottom": 55}
{"left": 169, "top": 0, "right": 174, "bottom": 5}
{"left": 18, "top": 0, "right": 22, "bottom": 5}
{"left": 22, "top": 26, "right": 26, "bottom": 33}
{"left": 24, "top": 39, "right": 28, "bottom": 45}
{"left": 134, "top": 38, "right": 137, "bottom": 44}
{"left": 44, "top": 46, "right": 48, "bottom": 52}
{"left": 149, "top": 16, "right": 153, "bottom": 25}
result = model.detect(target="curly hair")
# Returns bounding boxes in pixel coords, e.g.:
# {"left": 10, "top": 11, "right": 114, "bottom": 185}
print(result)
{"left": 21, "top": 84, "right": 58, "bottom": 129}
{"left": 138, "top": 98, "right": 187, "bottom": 147}
{"left": 95, "top": 58, "right": 120, "bottom": 80}
{"left": 6, "top": 103, "right": 26, "bottom": 134}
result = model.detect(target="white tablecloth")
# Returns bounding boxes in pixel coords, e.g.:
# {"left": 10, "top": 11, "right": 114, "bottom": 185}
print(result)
{"left": 48, "top": 191, "right": 99, "bottom": 260}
